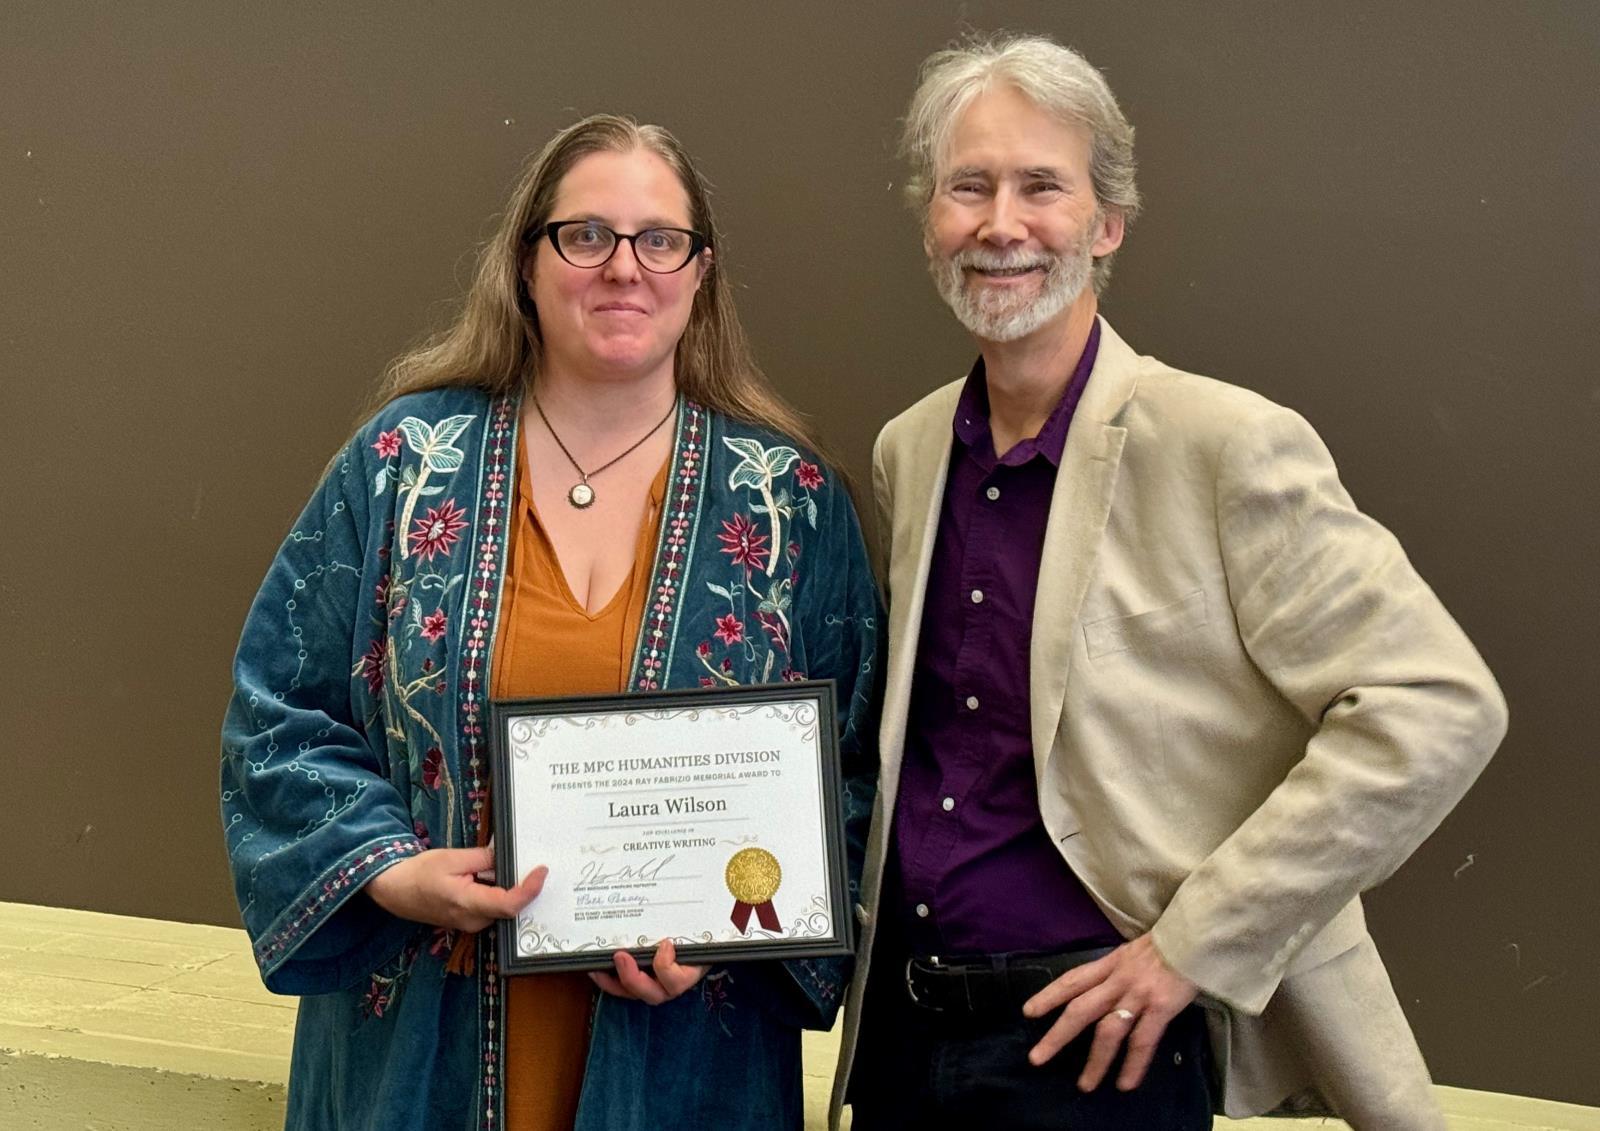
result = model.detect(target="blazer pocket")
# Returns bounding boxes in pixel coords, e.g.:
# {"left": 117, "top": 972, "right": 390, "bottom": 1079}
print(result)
{"left": 1083, "top": 589, "right": 1208, "bottom": 660}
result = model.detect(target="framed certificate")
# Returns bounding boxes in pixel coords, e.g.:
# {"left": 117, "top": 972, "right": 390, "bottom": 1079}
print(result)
{"left": 489, "top": 680, "right": 853, "bottom": 974}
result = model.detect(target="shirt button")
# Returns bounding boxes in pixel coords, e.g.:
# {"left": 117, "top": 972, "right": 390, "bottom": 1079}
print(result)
{"left": 914, "top": 903, "right": 930, "bottom": 918}
{"left": 965, "top": 695, "right": 980, "bottom": 711}
{"left": 941, "top": 796, "right": 955, "bottom": 812}
{"left": 986, "top": 486, "right": 1000, "bottom": 501}
{"left": 970, "top": 589, "right": 984, "bottom": 604}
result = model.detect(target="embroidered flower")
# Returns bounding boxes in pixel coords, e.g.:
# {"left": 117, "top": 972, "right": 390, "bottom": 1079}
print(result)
{"left": 720, "top": 657, "right": 733, "bottom": 673}
{"left": 702, "top": 969, "right": 736, "bottom": 1037}
{"left": 716, "top": 513, "right": 770, "bottom": 573}
{"left": 783, "top": 669, "right": 808, "bottom": 682}
{"left": 408, "top": 500, "right": 468, "bottom": 561}
{"left": 372, "top": 430, "right": 403, "bottom": 458}
{"left": 375, "top": 576, "right": 390, "bottom": 608}
{"left": 358, "top": 639, "right": 385, "bottom": 695}
{"left": 427, "top": 927, "right": 456, "bottom": 958}
{"left": 413, "top": 820, "right": 431, "bottom": 849}
{"left": 421, "top": 746, "right": 443, "bottom": 790}
{"left": 703, "top": 971, "right": 729, "bottom": 1011}
{"left": 699, "top": 677, "right": 717, "bottom": 687}
{"left": 361, "top": 980, "right": 392, "bottom": 1019}
{"left": 696, "top": 641, "right": 712, "bottom": 658}
{"left": 787, "top": 541, "right": 801, "bottom": 561}
{"left": 713, "top": 614, "right": 744, "bottom": 646}
{"left": 421, "top": 609, "right": 448, "bottom": 642}
{"left": 795, "top": 461, "right": 823, "bottom": 490}
{"left": 757, "top": 611, "right": 789, "bottom": 654}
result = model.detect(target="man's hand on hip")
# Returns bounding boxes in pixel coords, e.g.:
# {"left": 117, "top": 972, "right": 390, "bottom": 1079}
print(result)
{"left": 1022, "top": 933, "right": 1199, "bottom": 1092}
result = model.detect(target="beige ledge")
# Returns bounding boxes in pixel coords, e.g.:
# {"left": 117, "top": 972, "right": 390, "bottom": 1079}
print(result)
{"left": 2, "top": 902, "right": 1595, "bottom": 1131}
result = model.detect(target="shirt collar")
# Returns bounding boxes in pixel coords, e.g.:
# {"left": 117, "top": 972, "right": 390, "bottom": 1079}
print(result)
{"left": 951, "top": 317, "right": 1102, "bottom": 469}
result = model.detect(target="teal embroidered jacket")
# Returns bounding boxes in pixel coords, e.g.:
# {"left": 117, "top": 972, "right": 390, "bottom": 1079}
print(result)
{"left": 221, "top": 388, "right": 881, "bottom": 1130}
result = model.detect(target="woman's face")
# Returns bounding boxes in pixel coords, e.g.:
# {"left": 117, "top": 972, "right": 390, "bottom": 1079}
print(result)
{"left": 525, "top": 148, "right": 707, "bottom": 385}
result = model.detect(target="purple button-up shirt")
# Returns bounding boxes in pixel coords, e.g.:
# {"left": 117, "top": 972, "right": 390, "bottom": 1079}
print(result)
{"left": 889, "top": 320, "right": 1120, "bottom": 956}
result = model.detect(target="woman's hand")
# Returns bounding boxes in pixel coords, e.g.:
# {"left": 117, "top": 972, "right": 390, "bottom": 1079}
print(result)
{"left": 590, "top": 938, "right": 707, "bottom": 1004}
{"left": 365, "top": 846, "right": 547, "bottom": 932}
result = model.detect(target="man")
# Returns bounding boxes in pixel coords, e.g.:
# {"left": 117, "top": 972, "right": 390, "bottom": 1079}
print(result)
{"left": 833, "top": 34, "right": 1506, "bottom": 1131}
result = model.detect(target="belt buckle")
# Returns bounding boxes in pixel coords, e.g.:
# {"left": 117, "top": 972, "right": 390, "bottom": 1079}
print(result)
{"left": 903, "top": 955, "right": 945, "bottom": 1012}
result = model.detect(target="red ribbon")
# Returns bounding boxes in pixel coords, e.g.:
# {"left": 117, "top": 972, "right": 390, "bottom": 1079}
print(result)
{"left": 730, "top": 900, "right": 780, "bottom": 934}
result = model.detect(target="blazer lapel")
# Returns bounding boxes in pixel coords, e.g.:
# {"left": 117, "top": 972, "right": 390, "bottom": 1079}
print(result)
{"left": 1029, "top": 319, "right": 1138, "bottom": 773}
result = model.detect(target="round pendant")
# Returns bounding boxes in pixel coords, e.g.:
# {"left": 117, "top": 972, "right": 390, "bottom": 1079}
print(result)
{"left": 568, "top": 482, "right": 595, "bottom": 509}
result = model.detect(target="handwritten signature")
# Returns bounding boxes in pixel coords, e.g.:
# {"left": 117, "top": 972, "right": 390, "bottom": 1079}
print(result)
{"left": 574, "top": 854, "right": 678, "bottom": 890}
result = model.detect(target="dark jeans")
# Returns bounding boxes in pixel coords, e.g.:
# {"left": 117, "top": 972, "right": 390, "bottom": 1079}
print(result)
{"left": 848, "top": 953, "right": 1215, "bottom": 1131}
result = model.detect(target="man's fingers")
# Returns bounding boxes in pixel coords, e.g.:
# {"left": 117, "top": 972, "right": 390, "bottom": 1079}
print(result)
{"left": 1115, "top": 1013, "right": 1169, "bottom": 1091}
{"left": 1028, "top": 1013, "right": 1077, "bottom": 1067}
{"left": 1027, "top": 982, "right": 1119, "bottom": 1065}
{"left": 1077, "top": 1008, "right": 1137, "bottom": 1091}
{"left": 1022, "top": 955, "right": 1110, "bottom": 1018}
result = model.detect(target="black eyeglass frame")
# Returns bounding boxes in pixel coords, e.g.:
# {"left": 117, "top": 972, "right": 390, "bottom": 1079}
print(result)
{"left": 538, "top": 221, "right": 709, "bottom": 274}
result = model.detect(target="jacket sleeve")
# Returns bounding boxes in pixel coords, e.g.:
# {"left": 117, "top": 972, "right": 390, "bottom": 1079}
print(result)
{"left": 744, "top": 469, "right": 885, "bottom": 1030}
{"left": 1150, "top": 404, "right": 1507, "bottom": 1014}
{"left": 220, "top": 436, "right": 424, "bottom": 995}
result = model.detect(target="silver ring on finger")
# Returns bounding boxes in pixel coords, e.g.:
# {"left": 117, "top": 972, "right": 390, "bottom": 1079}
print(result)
{"left": 1111, "top": 1007, "right": 1137, "bottom": 1023}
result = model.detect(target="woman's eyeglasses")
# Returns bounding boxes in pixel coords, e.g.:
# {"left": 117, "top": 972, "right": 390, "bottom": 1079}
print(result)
{"left": 539, "top": 221, "right": 708, "bottom": 273}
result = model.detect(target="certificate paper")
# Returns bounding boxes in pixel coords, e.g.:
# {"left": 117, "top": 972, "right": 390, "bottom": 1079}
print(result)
{"left": 489, "top": 681, "right": 852, "bottom": 974}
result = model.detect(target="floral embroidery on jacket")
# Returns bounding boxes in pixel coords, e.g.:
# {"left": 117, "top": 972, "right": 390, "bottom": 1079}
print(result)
{"left": 696, "top": 438, "right": 821, "bottom": 685}
{"left": 407, "top": 500, "right": 469, "bottom": 561}
{"left": 701, "top": 968, "right": 736, "bottom": 1037}
{"left": 358, "top": 930, "right": 427, "bottom": 1022}
{"left": 361, "top": 414, "right": 479, "bottom": 833}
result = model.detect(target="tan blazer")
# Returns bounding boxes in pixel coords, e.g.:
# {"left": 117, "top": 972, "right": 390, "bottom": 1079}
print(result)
{"left": 831, "top": 319, "right": 1507, "bottom": 1130}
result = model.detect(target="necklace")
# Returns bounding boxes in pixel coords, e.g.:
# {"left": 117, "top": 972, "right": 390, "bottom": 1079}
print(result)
{"left": 532, "top": 394, "right": 677, "bottom": 509}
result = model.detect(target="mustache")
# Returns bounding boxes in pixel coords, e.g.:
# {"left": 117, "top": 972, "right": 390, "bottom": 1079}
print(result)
{"left": 947, "top": 248, "right": 1060, "bottom": 272}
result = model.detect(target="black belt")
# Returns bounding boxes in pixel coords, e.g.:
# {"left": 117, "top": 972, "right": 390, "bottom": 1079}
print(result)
{"left": 902, "top": 945, "right": 1117, "bottom": 1015}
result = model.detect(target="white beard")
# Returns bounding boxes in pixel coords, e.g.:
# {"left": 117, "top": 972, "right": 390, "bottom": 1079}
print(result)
{"left": 930, "top": 229, "right": 1095, "bottom": 343}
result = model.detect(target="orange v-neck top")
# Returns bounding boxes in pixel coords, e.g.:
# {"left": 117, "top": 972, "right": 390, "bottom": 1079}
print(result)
{"left": 491, "top": 444, "right": 670, "bottom": 1130}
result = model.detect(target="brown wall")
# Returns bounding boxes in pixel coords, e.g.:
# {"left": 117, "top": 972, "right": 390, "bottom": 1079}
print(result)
{"left": 3, "top": 0, "right": 1595, "bottom": 1107}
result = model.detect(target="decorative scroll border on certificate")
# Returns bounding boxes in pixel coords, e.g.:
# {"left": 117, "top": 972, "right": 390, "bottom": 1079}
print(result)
{"left": 489, "top": 681, "right": 850, "bottom": 974}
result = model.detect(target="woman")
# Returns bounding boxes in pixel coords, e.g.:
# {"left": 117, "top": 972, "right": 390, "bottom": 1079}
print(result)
{"left": 221, "top": 114, "right": 880, "bottom": 1130}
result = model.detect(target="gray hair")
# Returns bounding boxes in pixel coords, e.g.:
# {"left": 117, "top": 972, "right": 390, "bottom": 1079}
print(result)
{"left": 901, "top": 34, "right": 1140, "bottom": 293}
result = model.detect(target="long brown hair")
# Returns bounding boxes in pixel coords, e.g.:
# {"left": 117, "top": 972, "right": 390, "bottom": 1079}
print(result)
{"left": 370, "top": 114, "right": 823, "bottom": 455}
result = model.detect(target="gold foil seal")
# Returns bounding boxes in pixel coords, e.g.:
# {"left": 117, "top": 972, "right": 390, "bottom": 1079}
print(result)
{"left": 725, "top": 847, "right": 781, "bottom": 906}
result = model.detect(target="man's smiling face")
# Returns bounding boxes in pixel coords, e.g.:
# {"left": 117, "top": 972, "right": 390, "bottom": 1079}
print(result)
{"left": 925, "top": 84, "right": 1122, "bottom": 344}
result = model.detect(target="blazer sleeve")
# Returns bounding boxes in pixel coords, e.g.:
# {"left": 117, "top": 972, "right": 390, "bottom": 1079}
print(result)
{"left": 1150, "top": 404, "right": 1507, "bottom": 1015}
{"left": 220, "top": 435, "right": 424, "bottom": 995}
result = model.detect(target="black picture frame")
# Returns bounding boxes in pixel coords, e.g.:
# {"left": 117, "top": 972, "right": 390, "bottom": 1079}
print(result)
{"left": 489, "top": 679, "right": 852, "bottom": 975}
